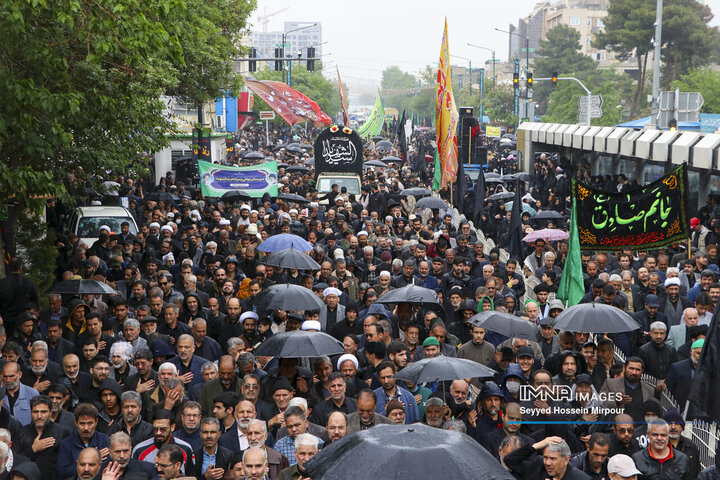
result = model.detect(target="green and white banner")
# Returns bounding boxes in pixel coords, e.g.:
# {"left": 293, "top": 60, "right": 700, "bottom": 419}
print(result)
{"left": 357, "top": 90, "right": 385, "bottom": 138}
{"left": 198, "top": 160, "right": 278, "bottom": 198}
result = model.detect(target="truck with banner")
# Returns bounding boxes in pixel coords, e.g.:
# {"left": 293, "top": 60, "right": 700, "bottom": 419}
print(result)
{"left": 314, "top": 125, "right": 363, "bottom": 195}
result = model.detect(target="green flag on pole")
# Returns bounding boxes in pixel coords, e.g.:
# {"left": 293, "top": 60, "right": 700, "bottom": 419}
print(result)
{"left": 357, "top": 90, "right": 385, "bottom": 138}
{"left": 557, "top": 195, "right": 585, "bottom": 307}
{"left": 432, "top": 150, "right": 441, "bottom": 191}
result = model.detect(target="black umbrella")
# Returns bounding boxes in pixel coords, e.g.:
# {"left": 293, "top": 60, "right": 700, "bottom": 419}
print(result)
{"left": 300, "top": 144, "right": 313, "bottom": 151}
{"left": 278, "top": 192, "right": 308, "bottom": 203}
{"left": 372, "top": 136, "right": 386, "bottom": 142}
{"left": 363, "top": 160, "right": 387, "bottom": 168}
{"left": 243, "top": 151, "right": 264, "bottom": 160}
{"left": 254, "top": 283, "right": 324, "bottom": 311}
{"left": 500, "top": 174, "right": 517, "bottom": 182}
{"left": 220, "top": 190, "right": 252, "bottom": 202}
{"left": 286, "top": 146, "right": 304, "bottom": 155}
{"left": 382, "top": 155, "right": 402, "bottom": 163}
{"left": 400, "top": 187, "right": 432, "bottom": 197}
{"left": 514, "top": 172, "right": 531, "bottom": 182}
{"left": 145, "top": 191, "right": 177, "bottom": 204}
{"left": 287, "top": 142, "right": 301, "bottom": 149}
{"left": 259, "top": 248, "right": 321, "bottom": 270}
{"left": 51, "top": 279, "right": 118, "bottom": 295}
{"left": 416, "top": 196, "right": 448, "bottom": 209}
{"left": 553, "top": 303, "right": 640, "bottom": 333}
{"left": 533, "top": 210, "right": 565, "bottom": 220}
{"left": 485, "top": 172, "right": 501, "bottom": 178}
{"left": 375, "top": 285, "right": 440, "bottom": 306}
{"left": 488, "top": 191, "right": 515, "bottom": 201}
{"left": 274, "top": 144, "right": 287, "bottom": 151}
{"left": 470, "top": 311, "right": 538, "bottom": 340}
{"left": 375, "top": 140, "right": 392, "bottom": 151}
{"left": 286, "top": 165, "right": 310, "bottom": 173}
{"left": 253, "top": 331, "right": 344, "bottom": 358}
{"left": 277, "top": 163, "right": 289, "bottom": 168}
{"left": 485, "top": 177, "right": 504, "bottom": 184}
{"left": 394, "top": 356, "right": 496, "bottom": 384}
{"left": 304, "top": 424, "right": 515, "bottom": 480}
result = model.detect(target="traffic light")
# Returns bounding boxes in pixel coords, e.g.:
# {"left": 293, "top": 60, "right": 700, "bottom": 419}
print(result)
{"left": 526, "top": 72, "right": 533, "bottom": 88}
{"left": 513, "top": 72, "right": 519, "bottom": 89}
{"left": 249, "top": 47, "right": 257, "bottom": 73}
{"left": 552, "top": 71, "right": 558, "bottom": 87}
{"left": 274, "top": 48, "right": 283, "bottom": 72}
{"left": 669, "top": 119, "right": 678, "bottom": 132}
{"left": 307, "top": 46, "right": 315, "bottom": 72}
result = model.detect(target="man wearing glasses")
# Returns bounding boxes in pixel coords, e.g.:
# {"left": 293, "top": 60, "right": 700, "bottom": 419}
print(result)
{"left": 132, "top": 409, "right": 195, "bottom": 474}
{"left": 153, "top": 445, "right": 185, "bottom": 480}
{"left": 608, "top": 414, "right": 642, "bottom": 457}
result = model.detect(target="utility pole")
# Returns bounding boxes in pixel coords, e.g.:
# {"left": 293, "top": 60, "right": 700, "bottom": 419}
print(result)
{"left": 281, "top": 22, "right": 318, "bottom": 84}
{"left": 535, "top": 76, "right": 592, "bottom": 126}
{"left": 651, "top": 0, "right": 663, "bottom": 125}
{"left": 467, "top": 43, "right": 496, "bottom": 89}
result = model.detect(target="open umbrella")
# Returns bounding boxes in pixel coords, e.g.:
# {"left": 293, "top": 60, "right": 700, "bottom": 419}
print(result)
{"left": 101, "top": 181, "right": 121, "bottom": 196}
{"left": 375, "top": 140, "right": 393, "bottom": 151}
{"left": 145, "top": 191, "right": 177, "bottom": 204}
{"left": 484, "top": 177, "right": 504, "bottom": 184}
{"left": 243, "top": 151, "right": 265, "bottom": 160}
{"left": 514, "top": 172, "right": 532, "bottom": 182}
{"left": 522, "top": 228, "right": 569, "bottom": 243}
{"left": 363, "top": 160, "right": 387, "bottom": 168}
{"left": 286, "top": 142, "right": 301, "bottom": 149}
{"left": 375, "top": 285, "right": 440, "bottom": 306}
{"left": 300, "top": 144, "right": 313, "bottom": 151}
{"left": 488, "top": 191, "right": 515, "bottom": 201}
{"left": 257, "top": 234, "right": 313, "bottom": 253}
{"left": 304, "top": 424, "right": 515, "bottom": 480}
{"left": 382, "top": 155, "right": 402, "bottom": 163}
{"left": 277, "top": 163, "right": 289, "bottom": 169}
{"left": 253, "top": 331, "right": 344, "bottom": 358}
{"left": 286, "top": 146, "right": 304, "bottom": 155}
{"left": 273, "top": 143, "right": 287, "bottom": 151}
{"left": 505, "top": 201, "right": 537, "bottom": 215}
{"left": 220, "top": 190, "right": 252, "bottom": 202}
{"left": 400, "top": 187, "right": 432, "bottom": 198}
{"left": 254, "top": 283, "right": 325, "bottom": 312}
{"left": 533, "top": 210, "right": 565, "bottom": 220}
{"left": 553, "top": 303, "right": 640, "bottom": 333}
{"left": 286, "top": 165, "right": 310, "bottom": 174}
{"left": 470, "top": 311, "right": 538, "bottom": 340}
{"left": 278, "top": 192, "right": 308, "bottom": 204}
{"left": 394, "top": 356, "right": 496, "bottom": 384}
{"left": 372, "top": 136, "right": 386, "bottom": 142}
{"left": 416, "top": 196, "right": 448, "bottom": 209}
{"left": 259, "top": 248, "right": 321, "bottom": 270}
{"left": 485, "top": 172, "right": 501, "bottom": 178}
{"left": 51, "top": 279, "right": 118, "bottom": 295}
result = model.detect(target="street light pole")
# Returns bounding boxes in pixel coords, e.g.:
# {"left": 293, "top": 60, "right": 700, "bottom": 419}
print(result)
{"left": 451, "top": 55, "right": 472, "bottom": 90}
{"left": 651, "top": 0, "right": 663, "bottom": 125}
{"left": 281, "top": 22, "right": 318, "bottom": 84}
{"left": 467, "top": 43, "right": 496, "bottom": 89}
{"left": 495, "top": 28, "right": 530, "bottom": 96}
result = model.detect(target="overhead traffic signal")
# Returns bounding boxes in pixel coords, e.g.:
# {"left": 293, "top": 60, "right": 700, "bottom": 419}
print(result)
{"left": 274, "top": 48, "right": 283, "bottom": 71}
{"left": 551, "top": 71, "right": 558, "bottom": 87}
{"left": 307, "top": 46, "right": 315, "bottom": 71}
{"left": 669, "top": 119, "right": 678, "bottom": 132}
{"left": 513, "top": 72, "right": 519, "bottom": 89}
{"left": 249, "top": 47, "right": 257, "bottom": 73}
{"left": 526, "top": 72, "right": 533, "bottom": 88}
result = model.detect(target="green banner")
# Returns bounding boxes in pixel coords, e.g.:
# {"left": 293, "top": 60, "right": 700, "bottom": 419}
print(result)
{"left": 357, "top": 90, "right": 385, "bottom": 138}
{"left": 198, "top": 160, "right": 278, "bottom": 198}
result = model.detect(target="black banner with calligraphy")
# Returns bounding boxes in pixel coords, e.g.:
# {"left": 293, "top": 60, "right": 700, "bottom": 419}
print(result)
{"left": 573, "top": 164, "right": 689, "bottom": 251}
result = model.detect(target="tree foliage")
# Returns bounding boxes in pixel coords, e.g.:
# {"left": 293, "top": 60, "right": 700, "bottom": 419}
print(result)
{"left": 381, "top": 66, "right": 419, "bottom": 91}
{"left": 671, "top": 67, "right": 720, "bottom": 114}
{"left": 0, "top": 0, "right": 256, "bottom": 214}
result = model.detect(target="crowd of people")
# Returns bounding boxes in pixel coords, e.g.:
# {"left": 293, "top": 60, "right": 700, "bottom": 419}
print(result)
{"left": 0, "top": 122, "right": 718, "bottom": 480}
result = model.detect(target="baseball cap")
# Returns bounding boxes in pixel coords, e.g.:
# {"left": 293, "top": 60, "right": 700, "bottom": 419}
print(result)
{"left": 690, "top": 217, "right": 700, "bottom": 228}
{"left": 607, "top": 454, "right": 642, "bottom": 477}
{"left": 516, "top": 346, "right": 534, "bottom": 358}
{"left": 644, "top": 294, "right": 660, "bottom": 308}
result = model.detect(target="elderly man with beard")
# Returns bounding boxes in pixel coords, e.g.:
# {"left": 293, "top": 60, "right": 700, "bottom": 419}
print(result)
{"left": 237, "top": 448, "right": 270, "bottom": 480}
{"left": 664, "top": 409, "right": 701, "bottom": 479}
{"left": 310, "top": 372, "right": 357, "bottom": 427}
{"left": 17, "top": 396, "right": 70, "bottom": 480}
{"left": 107, "top": 432, "right": 157, "bottom": 480}
{"left": 110, "top": 342, "right": 137, "bottom": 388}
{"left": 246, "top": 420, "right": 289, "bottom": 480}
{"left": 347, "top": 390, "right": 392, "bottom": 433}
{"left": 108, "top": 391, "right": 154, "bottom": 447}
{"left": 664, "top": 339, "right": 705, "bottom": 418}
{"left": 170, "top": 335, "right": 208, "bottom": 390}
{"left": 219, "top": 400, "right": 256, "bottom": 452}
{"left": 21, "top": 341, "right": 62, "bottom": 394}
{"left": 61, "top": 353, "right": 93, "bottom": 399}
{"left": 272, "top": 407, "right": 323, "bottom": 467}
{"left": 505, "top": 436, "right": 591, "bottom": 480}
{"left": 276, "top": 434, "right": 318, "bottom": 480}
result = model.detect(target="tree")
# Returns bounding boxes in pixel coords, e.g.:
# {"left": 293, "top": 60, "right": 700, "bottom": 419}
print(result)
{"left": 533, "top": 25, "right": 597, "bottom": 115}
{"left": 0, "top": 0, "right": 256, "bottom": 214}
{"left": 381, "top": 66, "right": 419, "bottom": 91}
{"left": 671, "top": 67, "right": 720, "bottom": 113}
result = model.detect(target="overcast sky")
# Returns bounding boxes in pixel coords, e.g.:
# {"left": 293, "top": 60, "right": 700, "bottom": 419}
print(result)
{"left": 251, "top": 0, "right": 719, "bottom": 98}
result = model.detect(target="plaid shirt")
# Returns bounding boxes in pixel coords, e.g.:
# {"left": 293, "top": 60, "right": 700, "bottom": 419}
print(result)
{"left": 273, "top": 434, "right": 323, "bottom": 466}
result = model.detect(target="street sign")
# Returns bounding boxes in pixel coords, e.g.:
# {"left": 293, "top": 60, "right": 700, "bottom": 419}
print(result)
{"left": 578, "top": 95, "right": 603, "bottom": 120}
{"left": 260, "top": 111, "right": 276, "bottom": 120}
{"left": 275, "top": 43, "right": 290, "bottom": 48}
{"left": 657, "top": 90, "right": 703, "bottom": 128}
{"left": 521, "top": 48, "right": 536, "bottom": 52}
{"left": 486, "top": 59, "right": 501, "bottom": 63}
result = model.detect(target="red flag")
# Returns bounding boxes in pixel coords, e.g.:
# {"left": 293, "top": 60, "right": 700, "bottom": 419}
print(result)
{"left": 337, "top": 66, "right": 350, "bottom": 126}
{"left": 243, "top": 78, "right": 332, "bottom": 127}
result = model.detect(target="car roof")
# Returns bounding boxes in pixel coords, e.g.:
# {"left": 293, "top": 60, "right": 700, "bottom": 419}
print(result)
{"left": 75, "top": 206, "right": 133, "bottom": 217}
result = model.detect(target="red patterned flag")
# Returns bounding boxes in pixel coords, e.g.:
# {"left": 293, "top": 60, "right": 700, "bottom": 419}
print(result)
{"left": 243, "top": 78, "right": 332, "bottom": 127}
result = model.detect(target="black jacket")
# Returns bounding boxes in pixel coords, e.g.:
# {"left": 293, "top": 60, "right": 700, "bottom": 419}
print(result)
{"left": 17, "top": 422, "right": 71, "bottom": 480}
{"left": 638, "top": 341, "right": 678, "bottom": 380}
{"left": 192, "top": 445, "right": 234, "bottom": 479}
{"left": 504, "top": 445, "right": 591, "bottom": 480}
{"left": 632, "top": 446, "right": 690, "bottom": 480}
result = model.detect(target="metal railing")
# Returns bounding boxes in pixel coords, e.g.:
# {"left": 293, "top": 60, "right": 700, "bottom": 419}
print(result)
{"left": 690, "top": 420, "right": 719, "bottom": 469}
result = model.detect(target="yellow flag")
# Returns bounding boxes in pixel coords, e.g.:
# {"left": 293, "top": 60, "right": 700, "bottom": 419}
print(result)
{"left": 435, "top": 18, "right": 459, "bottom": 189}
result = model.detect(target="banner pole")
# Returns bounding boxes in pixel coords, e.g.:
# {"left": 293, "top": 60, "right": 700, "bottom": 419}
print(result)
{"left": 265, "top": 119, "right": 269, "bottom": 143}
{"left": 688, "top": 238, "right": 692, "bottom": 259}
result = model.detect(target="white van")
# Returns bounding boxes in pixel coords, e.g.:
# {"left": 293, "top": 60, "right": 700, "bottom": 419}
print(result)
{"left": 67, "top": 206, "right": 139, "bottom": 248}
